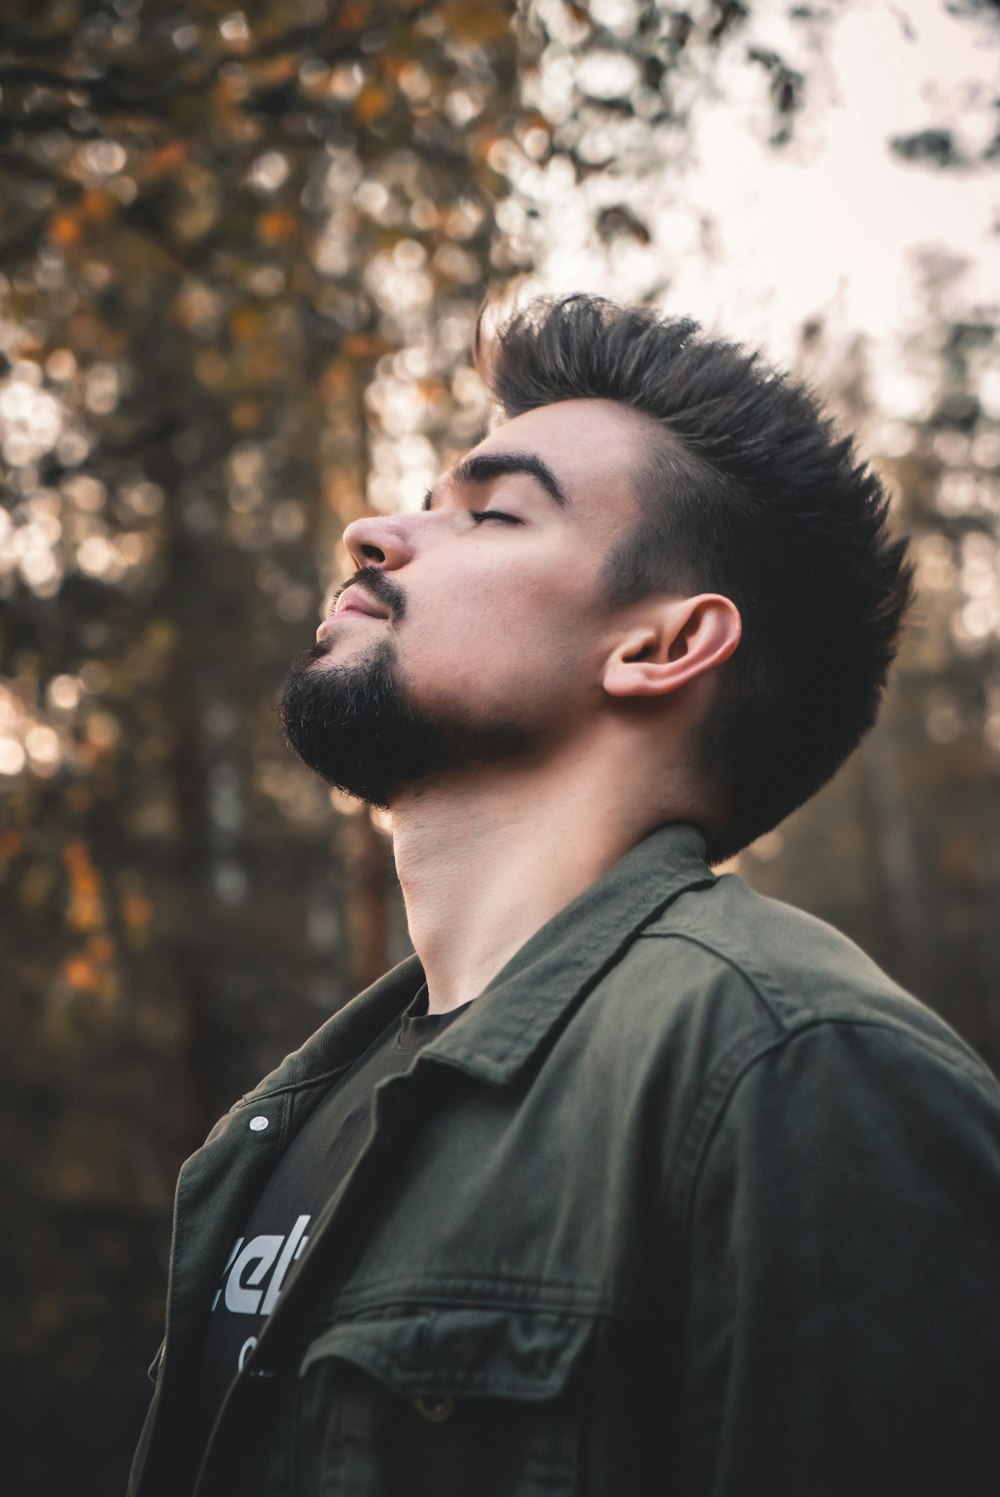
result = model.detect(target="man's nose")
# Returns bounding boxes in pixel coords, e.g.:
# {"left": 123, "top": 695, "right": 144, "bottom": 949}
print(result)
{"left": 342, "top": 514, "right": 416, "bottom": 570}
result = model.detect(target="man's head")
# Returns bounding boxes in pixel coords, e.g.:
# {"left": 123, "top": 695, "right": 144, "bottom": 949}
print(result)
{"left": 279, "top": 394, "right": 687, "bottom": 809}
{"left": 280, "top": 294, "right": 913, "bottom": 862}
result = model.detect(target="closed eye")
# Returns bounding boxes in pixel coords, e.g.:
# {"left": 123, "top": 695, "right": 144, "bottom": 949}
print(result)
{"left": 469, "top": 510, "right": 522, "bottom": 525}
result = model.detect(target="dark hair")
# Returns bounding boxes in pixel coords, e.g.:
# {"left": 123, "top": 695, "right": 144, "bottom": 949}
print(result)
{"left": 477, "top": 294, "right": 914, "bottom": 863}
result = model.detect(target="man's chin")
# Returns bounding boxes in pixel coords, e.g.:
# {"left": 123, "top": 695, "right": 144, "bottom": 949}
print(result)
{"left": 278, "top": 640, "right": 427, "bottom": 804}
{"left": 278, "top": 636, "right": 541, "bottom": 805}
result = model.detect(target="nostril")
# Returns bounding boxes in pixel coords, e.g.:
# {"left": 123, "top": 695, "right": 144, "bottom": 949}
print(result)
{"left": 360, "top": 543, "right": 385, "bottom": 563}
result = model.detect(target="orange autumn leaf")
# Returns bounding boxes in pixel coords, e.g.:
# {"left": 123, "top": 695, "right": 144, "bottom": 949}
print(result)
{"left": 257, "top": 211, "right": 297, "bottom": 244}
{"left": 439, "top": 0, "right": 512, "bottom": 43}
{"left": 67, "top": 890, "right": 103, "bottom": 932}
{"left": 81, "top": 189, "right": 114, "bottom": 223}
{"left": 381, "top": 53, "right": 410, "bottom": 83}
{"left": 64, "top": 839, "right": 104, "bottom": 932}
{"left": 337, "top": 0, "right": 371, "bottom": 29}
{"left": 230, "top": 306, "right": 263, "bottom": 341}
{"left": 63, "top": 839, "right": 92, "bottom": 874}
{"left": 251, "top": 55, "right": 298, "bottom": 85}
{"left": 353, "top": 83, "right": 392, "bottom": 125}
{"left": 75, "top": 739, "right": 103, "bottom": 767}
{"left": 145, "top": 142, "right": 189, "bottom": 180}
{"left": 231, "top": 399, "right": 262, "bottom": 431}
{"left": 0, "top": 829, "right": 22, "bottom": 859}
{"left": 64, "top": 955, "right": 99, "bottom": 990}
{"left": 49, "top": 213, "right": 83, "bottom": 248}
{"left": 342, "top": 332, "right": 392, "bottom": 360}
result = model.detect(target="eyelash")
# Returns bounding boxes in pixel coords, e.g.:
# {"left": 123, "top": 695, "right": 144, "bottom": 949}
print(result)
{"left": 469, "top": 510, "right": 521, "bottom": 525}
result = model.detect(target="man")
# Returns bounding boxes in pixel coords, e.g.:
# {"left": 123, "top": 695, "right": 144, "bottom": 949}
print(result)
{"left": 131, "top": 296, "right": 1000, "bottom": 1497}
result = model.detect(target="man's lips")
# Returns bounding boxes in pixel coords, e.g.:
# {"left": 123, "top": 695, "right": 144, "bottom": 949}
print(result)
{"left": 315, "top": 585, "right": 389, "bottom": 641}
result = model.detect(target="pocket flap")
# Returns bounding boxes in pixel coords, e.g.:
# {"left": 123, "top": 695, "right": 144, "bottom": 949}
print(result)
{"left": 300, "top": 1308, "right": 590, "bottom": 1401}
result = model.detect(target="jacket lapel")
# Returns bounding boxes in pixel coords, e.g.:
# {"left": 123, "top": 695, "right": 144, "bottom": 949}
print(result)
{"left": 422, "top": 821, "right": 715, "bottom": 1087}
{"left": 232, "top": 821, "right": 714, "bottom": 1104}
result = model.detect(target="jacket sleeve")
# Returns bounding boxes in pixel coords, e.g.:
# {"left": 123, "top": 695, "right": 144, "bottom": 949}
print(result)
{"left": 673, "top": 1019, "right": 1000, "bottom": 1497}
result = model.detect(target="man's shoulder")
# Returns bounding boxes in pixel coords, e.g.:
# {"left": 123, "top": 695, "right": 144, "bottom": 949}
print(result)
{"left": 645, "top": 870, "right": 915, "bottom": 1024}
{"left": 594, "top": 871, "right": 995, "bottom": 1092}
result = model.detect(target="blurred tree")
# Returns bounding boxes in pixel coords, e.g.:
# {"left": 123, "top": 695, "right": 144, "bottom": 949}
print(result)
{"left": 0, "top": 1, "right": 538, "bottom": 1490}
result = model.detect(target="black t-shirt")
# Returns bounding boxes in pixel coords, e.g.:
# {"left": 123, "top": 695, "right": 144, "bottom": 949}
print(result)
{"left": 199, "top": 987, "right": 468, "bottom": 1433}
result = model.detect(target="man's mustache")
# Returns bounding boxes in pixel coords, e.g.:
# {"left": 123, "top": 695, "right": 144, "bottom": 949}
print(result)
{"left": 333, "top": 566, "right": 406, "bottom": 623}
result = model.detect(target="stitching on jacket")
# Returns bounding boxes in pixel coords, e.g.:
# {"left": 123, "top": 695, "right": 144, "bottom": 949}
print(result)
{"left": 675, "top": 1014, "right": 1000, "bottom": 1257}
{"left": 233, "top": 1063, "right": 357, "bottom": 1110}
{"left": 668, "top": 1026, "right": 784, "bottom": 1238}
{"left": 486, "top": 876, "right": 719, "bottom": 1071}
{"left": 315, "top": 1275, "right": 665, "bottom": 1321}
{"left": 637, "top": 928, "right": 784, "bottom": 1035}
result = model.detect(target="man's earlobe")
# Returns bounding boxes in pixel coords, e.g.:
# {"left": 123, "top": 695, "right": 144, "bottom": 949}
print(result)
{"left": 602, "top": 594, "right": 742, "bottom": 701}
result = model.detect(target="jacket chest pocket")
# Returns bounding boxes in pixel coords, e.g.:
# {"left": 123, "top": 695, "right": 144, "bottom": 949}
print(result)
{"left": 296, "top": 1308, "right": 590, "bottom": 1497}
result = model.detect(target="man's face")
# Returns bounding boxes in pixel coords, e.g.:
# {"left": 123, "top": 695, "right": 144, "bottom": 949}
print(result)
{"left": 279, "top": 398, "right": 650, "bottom": 803}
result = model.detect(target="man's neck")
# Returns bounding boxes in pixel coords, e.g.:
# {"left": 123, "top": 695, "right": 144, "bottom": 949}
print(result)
{"left": 390, "top": 747, "right": 682, "bottom": 1014}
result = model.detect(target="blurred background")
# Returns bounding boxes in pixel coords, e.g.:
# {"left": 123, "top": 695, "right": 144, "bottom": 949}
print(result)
{"left": 1, "top": 0, "right": 998, "bottom": 1491}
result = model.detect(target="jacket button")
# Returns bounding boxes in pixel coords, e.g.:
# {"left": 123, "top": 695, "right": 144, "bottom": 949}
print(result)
{"left": 249, "top": 1116, "right": 269, "bottom": 1132}
{"left": 412, "top": 1394, "right": 455, "bottom": 1423}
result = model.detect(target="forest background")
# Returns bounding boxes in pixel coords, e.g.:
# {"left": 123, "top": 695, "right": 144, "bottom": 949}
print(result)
{"left": 1, "top": 1, "right": 998, "bottom": 1492}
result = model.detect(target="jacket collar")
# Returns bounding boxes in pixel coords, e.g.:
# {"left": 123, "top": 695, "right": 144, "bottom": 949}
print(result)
{"left": 426, "top": 820, "right": 714, "bottom": 1086}
{"left": 237, "top": 821, "right": 713, "bottom": 1104}
{"left": 236, "top": 953, "right": 424, "bottom": 1109}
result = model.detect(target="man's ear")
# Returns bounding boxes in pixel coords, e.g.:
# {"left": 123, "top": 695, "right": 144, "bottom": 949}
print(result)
{"left": 602, "top": 594, "right": 742, "bottom": 700}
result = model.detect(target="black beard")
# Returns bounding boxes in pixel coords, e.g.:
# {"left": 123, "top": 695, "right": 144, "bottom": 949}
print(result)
{"left": 277, "top": 636, "right": 535, "bottom": 806}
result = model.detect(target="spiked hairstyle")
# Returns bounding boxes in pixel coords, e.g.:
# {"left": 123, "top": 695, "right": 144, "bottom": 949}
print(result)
{"left": 478, "top": 295, "right": 914, "bottom": 863}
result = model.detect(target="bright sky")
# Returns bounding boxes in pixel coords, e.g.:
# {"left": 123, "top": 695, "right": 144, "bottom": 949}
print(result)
{"left": 527, "top": 0, "right": 1000, "bottom": 421}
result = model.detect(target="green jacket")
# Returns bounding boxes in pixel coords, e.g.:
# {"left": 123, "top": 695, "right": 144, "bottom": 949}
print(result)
{"left": 130, "top": 824, "right": 1000, "bottom": 1497}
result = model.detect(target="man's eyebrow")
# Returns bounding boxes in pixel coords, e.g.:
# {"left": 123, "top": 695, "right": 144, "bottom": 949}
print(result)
{"left": 422, "top": 451, "right": 569, "bottom": 512}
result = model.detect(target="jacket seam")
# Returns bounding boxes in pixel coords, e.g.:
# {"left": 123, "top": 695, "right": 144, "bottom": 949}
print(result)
{"left": 675, "top": 1013, "right": 1000, "bottom": 1253}
{"left": 233, "top": 1064, "right": 354, "bottom": 1111}
{"left": 667, "top": 1025, "right": 784, "bottom": 1235}
{"left": 479, "top": 874, "right": 718, "bottom": 1072}
{"left": 637, "top": 928, "right": 791, "bottom": 1032}
{"left": 316, "top": 1277, "right": 666, "bottom": 1320}
{"left": 314, "top": 1293, "right": 652, "bottom": 1324}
